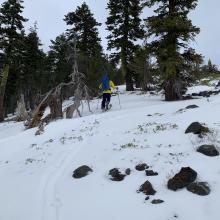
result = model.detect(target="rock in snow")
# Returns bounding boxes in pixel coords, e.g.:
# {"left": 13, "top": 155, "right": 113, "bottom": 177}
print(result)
{"left": 109, "top": 168, "right": 126, "bottom": 181}
{"left": 187, "top": 182, "right": 211, "bottom": 196}
{"left": 185, "top": 105, "right": 199, "bottom": 109}
{"left": 135, "top": 163, "right": 149, "bottom": 171}
{"left": 138, "top": 181, "right": 156, "bottom": 195}
{"left": 197, "top": 145, "right": 219, "bottom": 157}
{"left": 168, "top": 167, "right": 197, "bottom": 191}
{"left": 145, "top": 170, "right": 158, "bottom": 176}
{"left": 185, "top": 122, "right": 209, "bottom": 135}
{"left": 72, "top": 165, "right": 93, "bottom": 179}
{"left": 151, "top": 199, "right": 164, "bottom": 204}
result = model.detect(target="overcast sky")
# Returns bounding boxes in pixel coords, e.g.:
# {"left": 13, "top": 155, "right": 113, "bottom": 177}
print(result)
{"left": 0, "top": 0, "right": 219, "bottom": 66}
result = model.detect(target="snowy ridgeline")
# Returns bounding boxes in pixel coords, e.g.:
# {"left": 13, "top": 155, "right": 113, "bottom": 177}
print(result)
{"left": 0, "top": 84, "right": 220, "bottom": 220}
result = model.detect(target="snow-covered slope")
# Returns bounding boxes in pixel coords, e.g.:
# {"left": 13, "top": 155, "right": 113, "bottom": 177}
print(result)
{"left": 0, "top": 85, "right": 220, "bottom": 220}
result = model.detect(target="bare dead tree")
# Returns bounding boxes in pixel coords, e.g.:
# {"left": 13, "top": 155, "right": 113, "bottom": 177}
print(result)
{"left": 26, "top": 82, "right": 74, "bottom": 129}
{"left": 16, "top": 93, "right": 29, "bottom": 122}
{"left": 65, "top": 36, "right": 92, "bottom": 119}
{"left": 26, "top": 34, "right": 92, "bottom": 129}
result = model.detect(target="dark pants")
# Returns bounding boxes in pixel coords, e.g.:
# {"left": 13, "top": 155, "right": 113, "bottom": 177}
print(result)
{"left": 101, "top": 93, "right": 111, "bottom": 109}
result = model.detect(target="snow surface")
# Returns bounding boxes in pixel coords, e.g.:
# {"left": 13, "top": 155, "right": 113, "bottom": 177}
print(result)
{"left": 0, "top": 85, "right": 220, "bottom": 220}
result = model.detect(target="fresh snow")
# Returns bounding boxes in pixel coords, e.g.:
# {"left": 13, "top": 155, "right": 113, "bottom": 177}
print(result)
{"left": 0, "top": 85, "right": 220, "bottom": 220}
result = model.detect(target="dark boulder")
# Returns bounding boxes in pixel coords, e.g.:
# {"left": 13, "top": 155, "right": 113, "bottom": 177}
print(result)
{"left": 185, "top": 122, "right": 209, "bottom": 135}
{"left": 168, "top": 167, "right": 197, "bottom": 191}
{"left": 146, "top": 170, "right": 158, "bottom": 176}
{"left": 197, "top": 145, "right": 219, "bottom": 157}
{"left": 145, "top": 196, "right": 150, "bottom": 201}
{"left": 109, "top": 168, "right": 126, "bottom": 181}
{"left": 151, "top": 199, "right": 164, "bottom": 204}
{"left": 185, "top": 105, "right": 199, "bottom": 109}
{"left": 72, "top": 165, "right": 93, "bottom": 179}
{"left": 135, "top": 163, "right": 149, "bottom": 171}
{"left": 187, "top": 182, "right": 211, "bottom": 196}
{"left": 138, "top": 181, "right": 156, "bottom": 195}
{"left": 125, "top": 168, "right": 131, "bottom": 175}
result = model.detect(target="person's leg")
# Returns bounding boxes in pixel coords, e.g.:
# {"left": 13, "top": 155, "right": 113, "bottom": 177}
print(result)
{"left": 106, "top": 94, "right": 111, "bottom": 109}
{"left": 101, "top": 93, "right": 107, "bottom": 110}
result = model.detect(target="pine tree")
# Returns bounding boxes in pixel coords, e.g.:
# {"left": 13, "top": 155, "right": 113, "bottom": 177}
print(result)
{"left": 0, "top": 0, "right": 28, "bottom": 119}
{"left": 144, "top": 0, "right": 200, "bottom": 101}
{"left": 64, "top": 2, "right": 102, "bottom": 57}
{"left": 22, "top": 25, "right": 46, "bottom": 110}
{"left": 106, "top": 0, "right": 144, "bottom": 91}
{"left": 0, "top": 0, "right": 28, "bottom": 63}
{"left": 47, "top": 33, "right": 71, "bottom": 87}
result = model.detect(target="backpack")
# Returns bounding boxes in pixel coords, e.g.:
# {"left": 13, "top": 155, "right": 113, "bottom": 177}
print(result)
{"left": 102, "top": 75, "right": 110, "bottom": 90}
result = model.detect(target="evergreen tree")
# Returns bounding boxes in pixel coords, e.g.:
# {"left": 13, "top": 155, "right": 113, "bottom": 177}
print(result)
{"left": 22, "top": 25, "right": 46, "bottom": 110}
{"left": 106, "top": 0, "right": 144, "bottom": 91}
{"left": 0, "top": 0, "right": 27, "bottom": 63}
{"left": 200, "top": 59, "right": 219, "bottom": 76}
{"left": 144, "top": 0, "right": 200, "bottom": 100}
{"left": 0, "top": 0, "right": 28, "bottom": 118}
{"left": 129, "top": 45, "right": 155, "bottom": 91}
{"left": 47, "top": 33, "right": 72, "bottom": 87}
{"left": 64, "top": 2, "right": 102, "bottom": 57}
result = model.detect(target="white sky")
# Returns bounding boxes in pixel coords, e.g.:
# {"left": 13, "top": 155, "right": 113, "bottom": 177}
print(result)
{"left": 0, "top": 0, "right": 220, "bottom": 66}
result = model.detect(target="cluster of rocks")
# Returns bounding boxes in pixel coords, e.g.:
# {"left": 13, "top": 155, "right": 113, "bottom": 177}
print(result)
{"left": 167, "top": 167, "right": 211, "bottom": 196}
{"left": 185, "top": 122, "right": 219, "bottom": 156}
{"left": 135, "top": 163, "right": 163, "bottom": 204}
{"left": 191, "top": 90, "right": 220, "bottom": 98}
{"left": 71, "top": 120, "right": 218, "bottom": 204}
{"left": 72, "top": 163, "right": 162, "bottom": 204}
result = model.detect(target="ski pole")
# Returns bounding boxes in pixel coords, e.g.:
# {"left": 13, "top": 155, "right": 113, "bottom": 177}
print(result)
{"left": 117, "top": 92, "right": 122, "bottom": 109}
{"left": 96, "top": 97, "right": 100, "bottom": 110}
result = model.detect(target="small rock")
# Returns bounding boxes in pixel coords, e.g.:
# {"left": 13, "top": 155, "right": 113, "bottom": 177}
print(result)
{"left": 168, "top": 167, "right": 197, "bottom": 191}
{"left": 185, "top": 105, "right": 199, "bottom": 109}
{"left": 146, "top": 170, "right": 158, "bottom": 176}
{"left": 145, "top": 196, "right": 150, "bottom": 200}
{"left": 151, "top": 199, "right": 164, "bottom": 204}
{"left": 125, "top": 168, "right": 131, "bottom": 175}
{"left": 138, "top": 181, "right": 156, "bottom": 195}
{"left": 135, "top": 163, "right": 149, "bottom": 171}
{"left": 185, "top": 122, "right": 209, "bottom": 135}
{"left": 72, "top": 165, "right": 93, "bottom": 179}
{"left": 187, "top": 182, "right": 211, "bottom": 196}
{"left": 197, "top": 145, "right": 219, "bottom": 157}
{"left": 109, "top": 168, "right": 126, "bottom": 181}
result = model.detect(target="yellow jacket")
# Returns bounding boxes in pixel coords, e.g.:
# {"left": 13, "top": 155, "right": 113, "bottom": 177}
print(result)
{"left": 99, "top": 80, "right": 116, "bottom": 94}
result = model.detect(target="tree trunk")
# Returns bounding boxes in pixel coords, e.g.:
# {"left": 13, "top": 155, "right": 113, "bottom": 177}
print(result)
{"left": 16, "top": 93, "right": 28, "bottom": 121}
{"left": 164, "top": 77, "right": 182, "bottom": 101}
{"left": 0, "top": 95, "right": 4, "bottom": 122}
{"left": 0, "top": 65, "right": 9, "bottom": 122}
{"left": 49, "top": 89, "right": 63, "bottom": 120}
{"left": 125, "top": 72, "right": 134, "bottom": 91}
